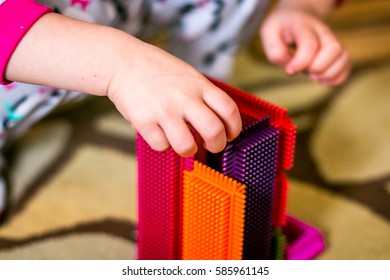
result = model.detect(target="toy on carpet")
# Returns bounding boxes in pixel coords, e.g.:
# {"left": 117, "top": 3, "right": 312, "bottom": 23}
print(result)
{"left": 136, "top": 78, "right": 325, "bottom": 260}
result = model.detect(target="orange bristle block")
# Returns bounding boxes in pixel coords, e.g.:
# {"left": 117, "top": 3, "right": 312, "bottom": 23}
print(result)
{"left": 182, "top": 161, "right": 246, "bottom": 260}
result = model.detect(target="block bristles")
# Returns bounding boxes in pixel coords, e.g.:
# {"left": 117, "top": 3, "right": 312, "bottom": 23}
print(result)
{"left": 137, "top": 134, "right": 182, "bottom": 260}
{"left": 284, "top": 216, "right": 326, "bottom": 260}
{"left": 209, "top": 77, "right": 296, "bottom": 171}
{"left": 209, "top": 78, "right": 289, "bottom": 121}
{"left": 271, "top": 228, "right": 287, "bottom": 260}
{"left": 222, "top": 118, "right": 279, "bottom": 260}
{"left": 272, "top": 172, "right": 289, "bottom": 228}
{"left": 182, "top": 161, "right": 246, "bottom": 260}
{"left": 272, "top": 121, "right": 297, "bottom": 171}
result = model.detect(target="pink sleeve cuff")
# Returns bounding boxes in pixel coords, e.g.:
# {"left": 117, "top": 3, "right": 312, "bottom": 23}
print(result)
{"left": 0, "top": 0, "right": 52, "bottom": 85}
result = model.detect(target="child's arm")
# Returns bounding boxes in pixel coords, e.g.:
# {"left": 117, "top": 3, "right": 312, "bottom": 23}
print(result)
{"left": 260, "top": 0, "right": 350, "bottom": 86}
{"left": 4, "top": 12, "right": 242, "bottom": 157}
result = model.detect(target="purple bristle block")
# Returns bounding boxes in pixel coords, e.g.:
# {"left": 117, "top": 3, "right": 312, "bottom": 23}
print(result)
{"left": 284, "top": 216, "right": 326, "bottom": 260}
{"left": 222, "top": 117, "right": 279, "bottom": 260}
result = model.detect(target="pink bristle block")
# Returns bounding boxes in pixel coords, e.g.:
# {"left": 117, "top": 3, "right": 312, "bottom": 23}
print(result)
{"left": 137, "top": 134, "right": 182, "bottom": 260}
{"left": 284, "top": 216, "right": 326, "bottom": 260}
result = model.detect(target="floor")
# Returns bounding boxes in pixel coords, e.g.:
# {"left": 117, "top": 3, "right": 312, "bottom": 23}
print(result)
{"left": 0, "top": 0, "right": 389, "bottom": 259}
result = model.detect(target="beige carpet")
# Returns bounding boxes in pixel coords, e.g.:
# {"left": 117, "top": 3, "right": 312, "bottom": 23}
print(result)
{"left": 0, "top": 0, "right": 389, "bottom": 259}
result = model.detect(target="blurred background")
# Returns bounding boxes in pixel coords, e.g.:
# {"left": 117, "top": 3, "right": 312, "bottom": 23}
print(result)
{"left": 0, "top": 0, "right": 389, "bottom": 259}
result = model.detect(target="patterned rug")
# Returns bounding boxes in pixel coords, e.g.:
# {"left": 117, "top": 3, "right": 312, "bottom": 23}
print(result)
{"left": 0, "top": 0, "right": 389, "bottom": 259}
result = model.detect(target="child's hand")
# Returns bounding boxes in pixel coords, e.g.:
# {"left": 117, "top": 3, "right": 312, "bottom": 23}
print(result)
{"left": 108, "top": 42, "right": 242, "bottom": 157}
{"left": 260, "top": 8, "right": 350, "bottom": 86}
{"left": 5, "top": 13, "right": 241, "bottom": 157}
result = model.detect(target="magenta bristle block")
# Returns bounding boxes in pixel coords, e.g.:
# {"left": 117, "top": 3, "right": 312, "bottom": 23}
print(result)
{"left": 222, "top": 118, "right": 279, "bottom": 260}
{"left": 137, "top": 134, "right": 182, "bottom": 260}
{"left": 178, "top": 155, "right": 195, "bottom": 259}
{"left": 181, "top": 156, "right": 194, "bottom": 172}
{"left": 284, "top": 216, "right": 326, "bottom": 260}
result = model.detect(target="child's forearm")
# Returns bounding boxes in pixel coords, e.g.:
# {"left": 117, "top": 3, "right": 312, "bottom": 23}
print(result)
{"left": 277, "top": 0, "right": 337, "bottom": 19}
{"left": 5, "top": 12, "right": 145, "bottom": 96}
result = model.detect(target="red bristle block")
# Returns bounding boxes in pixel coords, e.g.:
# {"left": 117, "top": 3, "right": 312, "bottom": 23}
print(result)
{"left": 272, "top": 120, "right": 297, "bottom": 171}
{"left": 209, "top": 77, "right": 289, "bottom": 121}
{"left": 209, "top": 77, "right": 296, "bottom": 171}
{"left": 272, "top": 172, "right": 289, "bottom": 228}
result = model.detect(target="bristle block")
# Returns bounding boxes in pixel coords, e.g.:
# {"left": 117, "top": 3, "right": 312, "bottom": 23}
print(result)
{"left": 182, "top": 161, "right": 246, "bottom": 260}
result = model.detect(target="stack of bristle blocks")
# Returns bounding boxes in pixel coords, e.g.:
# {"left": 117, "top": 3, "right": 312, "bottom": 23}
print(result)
{"left": 137, "top": 78, "right": 325, "bottom": 260}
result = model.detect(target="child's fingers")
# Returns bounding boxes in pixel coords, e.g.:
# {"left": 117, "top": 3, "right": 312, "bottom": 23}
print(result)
{"left": 137, "top": 123, "right": 170, "bottom": 152}
{"left": 285, "top": 26, "right": 319, "bottom": 75}
{"left": 260, "top": 23, "right": 292, "bottom": 65}
{"left": 314, "top": 51, "right": 349, "bottom": 83}
{"left": 160, "top": 117, "right": 197, "bottom": 157}
{"left": 309, "top": 28, "right": 344, "bottom": 74}
{"left": 185, "top": 102, "right": 227, "bottom": 153}
{"left": 323, "top": 64, "right": 350, "bottom": 86}
{"left": 202, "top": 86, "right": 242, "bottom": 142}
